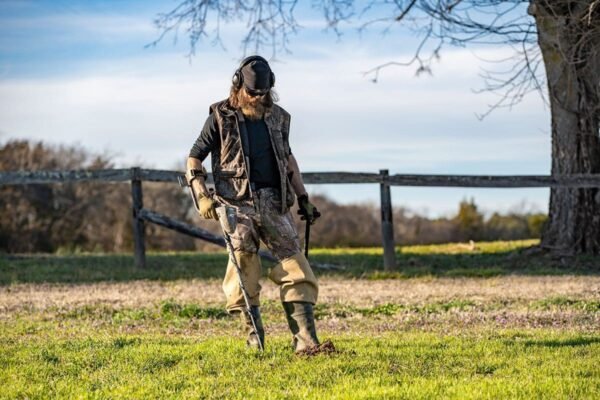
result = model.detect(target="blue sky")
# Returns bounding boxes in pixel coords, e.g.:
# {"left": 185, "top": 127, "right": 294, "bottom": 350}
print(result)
{"left": 0, "top": 0, "right": 551, "bottom": 217}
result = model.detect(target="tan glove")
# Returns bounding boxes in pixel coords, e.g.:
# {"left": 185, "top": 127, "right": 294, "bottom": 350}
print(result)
{"left": 198, "top": 193, "right": 219, "bottom": 220}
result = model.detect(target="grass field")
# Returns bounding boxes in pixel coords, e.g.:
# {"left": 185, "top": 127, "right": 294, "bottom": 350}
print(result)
{"left": 1, "top": 240, "right": 599, "bottom": 399}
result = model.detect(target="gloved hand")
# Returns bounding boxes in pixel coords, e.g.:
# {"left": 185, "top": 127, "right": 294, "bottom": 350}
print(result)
{"left": 198, "top": 193, "right": 219, "bottom": 220}
{"left": 297, "top": 194, "right": 321, "bottom": 224}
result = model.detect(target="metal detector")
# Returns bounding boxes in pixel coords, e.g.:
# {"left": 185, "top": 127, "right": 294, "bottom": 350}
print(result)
{"left": 179, "top": 175, "right": 264, "bottom": 351}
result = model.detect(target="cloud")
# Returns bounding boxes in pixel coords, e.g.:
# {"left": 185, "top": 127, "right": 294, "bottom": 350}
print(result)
{"left": 0, "top": 46, "right": 550, "bottom": 164}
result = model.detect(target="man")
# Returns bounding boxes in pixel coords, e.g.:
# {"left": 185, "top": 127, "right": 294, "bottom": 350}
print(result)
{"left": 186, "top": 55, "right": 323, "bottom": 353}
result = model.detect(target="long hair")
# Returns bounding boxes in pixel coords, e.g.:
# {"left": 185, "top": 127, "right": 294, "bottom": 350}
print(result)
{"left": 228, "top": 85, "right": 279, "bottom": 119}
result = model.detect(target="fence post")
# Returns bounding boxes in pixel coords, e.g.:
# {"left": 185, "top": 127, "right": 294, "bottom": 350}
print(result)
{"left": 379, "top": 169, "right": 396, "bottom": 270}
{"left": 131, "top": 167, "right": 146, "bottom": 268}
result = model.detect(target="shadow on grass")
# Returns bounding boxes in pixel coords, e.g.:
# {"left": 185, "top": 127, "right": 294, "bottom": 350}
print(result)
{"left": 523, "top": 337, "right": 600, "bottom": 348}
{"left": 1, "top": 243, "right": 598, "bottom": 285}
{"left": 317, "top": 245, "right": 599, "bottom": 279}
{"left": 0, "top": 253, "right": 229, "bottom": 285}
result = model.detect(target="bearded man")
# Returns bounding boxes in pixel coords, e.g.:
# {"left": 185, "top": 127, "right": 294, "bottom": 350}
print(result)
{"left": 185, "top": 55, "right": 322, "bottom": 353}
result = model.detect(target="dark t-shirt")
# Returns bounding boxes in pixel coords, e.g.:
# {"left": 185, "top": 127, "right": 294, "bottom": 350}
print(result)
{"left": 245, "top": 118, "right": 280, "bottom": 189}
{"left": 189, "top": 113, "right": 289, "bottom": 189}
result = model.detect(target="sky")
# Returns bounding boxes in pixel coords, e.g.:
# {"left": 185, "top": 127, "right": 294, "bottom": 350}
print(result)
{"left": 0, "top": 0, "right": 551, "bottom": 218}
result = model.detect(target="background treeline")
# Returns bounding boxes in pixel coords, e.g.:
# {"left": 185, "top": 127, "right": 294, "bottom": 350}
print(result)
{"left": 0, "top": 140, "right": 547, "bottom": 253}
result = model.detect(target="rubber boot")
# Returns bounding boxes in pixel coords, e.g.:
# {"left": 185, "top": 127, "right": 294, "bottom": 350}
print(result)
{"left": 239, "top": 306, "right": 264, "bottom": 349}
{"left": 282, "top": 301, "right": 319, "bottom": 352}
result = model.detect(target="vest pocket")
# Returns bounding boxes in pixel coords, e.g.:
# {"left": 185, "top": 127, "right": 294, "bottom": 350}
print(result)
{"left": 215, "top": 169, "right": 248, "bottom": 201}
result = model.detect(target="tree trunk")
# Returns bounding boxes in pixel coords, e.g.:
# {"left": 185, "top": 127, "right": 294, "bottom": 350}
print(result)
{"left": 531, "top": 0, "right": 600, "bottom": 255}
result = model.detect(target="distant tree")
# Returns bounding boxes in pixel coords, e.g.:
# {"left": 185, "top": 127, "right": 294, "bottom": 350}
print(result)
{"left": 393, "top": 208, "right": 458, "bottom": 244}
{"left": 0, "top": 140, "right": 121, "bottom": 252}
{"left": 296, "top": 194, "right": 382, "bottom": 247}
{"left": 151, "top": 1, "right": 600, "bottom": 255}
{"left": 454, "top": 197, "right": 485, "bottom": 241}
{"left": 0, "top": 140, "right": 198, "bottom": 253}
{"left": 485, "top": 212, "right": 530, "bottom": 240}
{"left": 526, "top": 213, "right": 548, "bottom": 238}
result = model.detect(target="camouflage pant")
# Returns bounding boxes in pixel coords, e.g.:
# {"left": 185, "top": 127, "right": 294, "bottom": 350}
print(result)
{"left": 230, "top": 188, "right": 300, "bottom": 258}
{"left": 222, "top": 188, "right": 318, "bottom": 311}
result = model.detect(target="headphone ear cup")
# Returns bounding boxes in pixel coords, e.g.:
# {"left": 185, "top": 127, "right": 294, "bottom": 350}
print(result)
{"left": 270, "top": 71, "right": 275, "bottom": 87}
{"left": 232, "top": 70, "right": 243, "bottom": 89}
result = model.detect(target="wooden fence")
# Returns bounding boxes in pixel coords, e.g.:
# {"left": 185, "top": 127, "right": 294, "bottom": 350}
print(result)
{"left": 2, "top": 168, "right": 600, "bottom": 270}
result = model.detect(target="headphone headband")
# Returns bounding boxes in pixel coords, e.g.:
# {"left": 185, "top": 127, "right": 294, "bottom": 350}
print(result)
{"left": 238, "top": 55, "right": 269, "bottom": 71}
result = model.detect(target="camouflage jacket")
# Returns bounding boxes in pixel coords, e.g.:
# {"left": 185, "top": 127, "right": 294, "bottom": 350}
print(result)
{"left": 209, "top": 99, "right": 295, "bottom": 214}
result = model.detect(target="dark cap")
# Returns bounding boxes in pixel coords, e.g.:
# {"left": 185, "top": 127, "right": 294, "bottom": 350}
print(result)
{"left": 241, "top": 60, "right": 272, "bottom": 90}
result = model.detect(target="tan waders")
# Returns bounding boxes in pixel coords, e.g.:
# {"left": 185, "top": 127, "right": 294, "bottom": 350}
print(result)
{"left": 268, "top": 252, "right": 318, "bottom": 304}
{"left": 222, "top": 251, "right": 262, "bottom": 311}
{"left": 219, "top": 189, "right": 322, "bottom": 352}
{"left": 223, "top": 250, "right": 321, "bottom": 351}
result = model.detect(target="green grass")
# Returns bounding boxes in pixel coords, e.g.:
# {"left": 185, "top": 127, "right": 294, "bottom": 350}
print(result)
{"left": 1, "top": 329, "right": 598, "bottom": 399}
{"left": 1, "top": 240, "right": 598, "bottom": 398}
{"left": 1, "top": 239, "right": 598, "bottom": 285}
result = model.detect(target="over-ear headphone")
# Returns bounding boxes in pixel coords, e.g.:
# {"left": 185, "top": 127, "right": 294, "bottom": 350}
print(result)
{"left": 231, "top": 55, "right": 275, "bottom": 89}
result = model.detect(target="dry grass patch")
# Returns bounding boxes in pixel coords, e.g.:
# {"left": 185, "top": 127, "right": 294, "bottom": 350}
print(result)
{"left": 2, "top": 275, "right": 599, "bottom": 316}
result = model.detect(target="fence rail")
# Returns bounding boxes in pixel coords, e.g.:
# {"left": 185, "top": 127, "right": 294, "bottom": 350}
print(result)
{"left": 2, "top": 168, "right": 600, "bottom": 270}
{"left": 3, "top": 169, "right": 600, "bottom": 187}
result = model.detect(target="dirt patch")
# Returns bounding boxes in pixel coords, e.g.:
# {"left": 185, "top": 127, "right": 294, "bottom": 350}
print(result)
{"left": 296, "top": 339, "right": 337, "bottom": 356}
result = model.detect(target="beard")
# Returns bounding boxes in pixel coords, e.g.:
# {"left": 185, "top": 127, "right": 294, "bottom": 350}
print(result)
{"left": 237, "top": 89, "right": 273, "bottom": 120}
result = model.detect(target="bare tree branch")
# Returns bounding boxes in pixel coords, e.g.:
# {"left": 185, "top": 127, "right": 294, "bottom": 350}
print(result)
{"left": 148, "top": 1, "right": 598, "bottom": 118}
{"left": 147, "top": 0, "right": 302, "bottom": 60}
{"left": 396, "top": 0, "right": 418, "bottom": 21}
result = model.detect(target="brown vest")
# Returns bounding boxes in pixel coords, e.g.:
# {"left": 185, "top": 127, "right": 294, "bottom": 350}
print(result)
{"left": 209, "top": 99, "right": 295, "bottom": 213}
